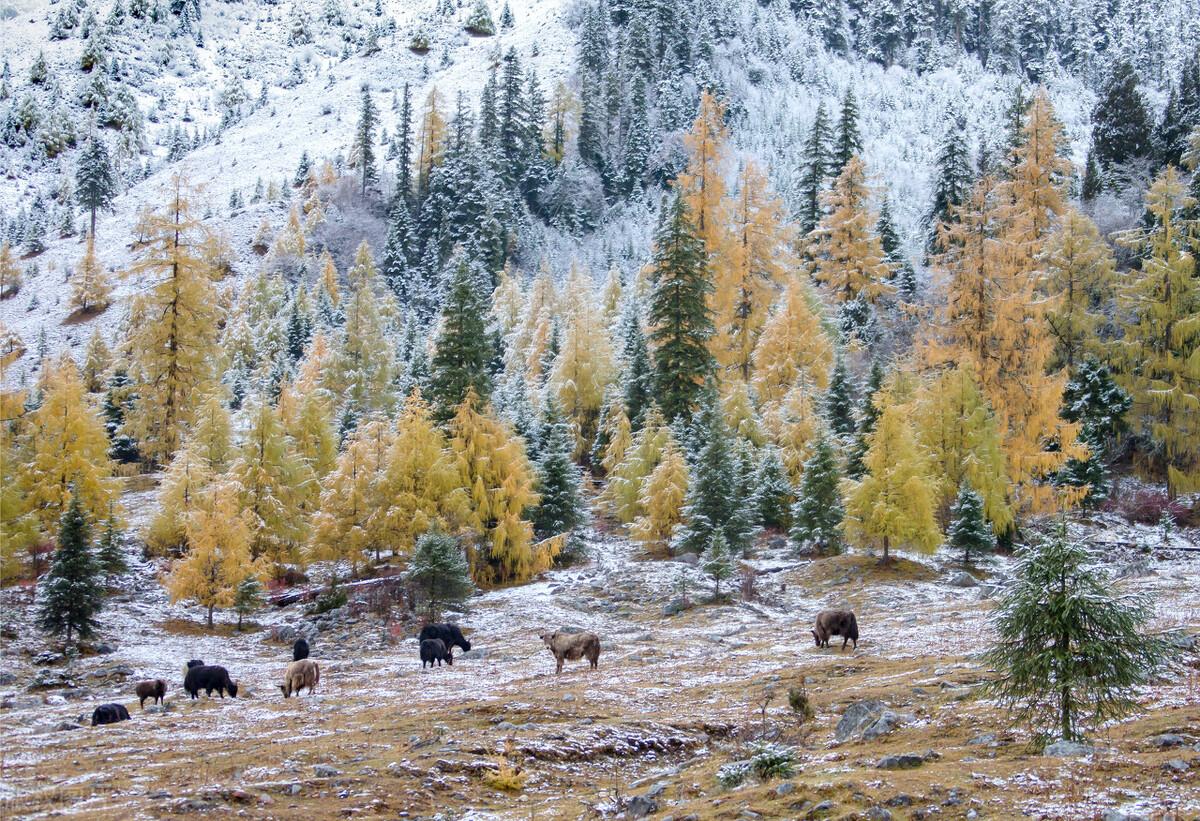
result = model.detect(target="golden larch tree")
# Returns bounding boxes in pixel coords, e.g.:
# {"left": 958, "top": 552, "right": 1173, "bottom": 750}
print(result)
{"left": 630, "top": 434, "right": 689, "bottom": 555}
{"left": 751, "top": 279, "right": 833, "bottom": 407}
{"left": 604, "top": 407, "right": 669, "bottom": 523}
{"left": 1044, "top": 207, "right": 1117, "bottom": 370}
{"left": 1113, "top": 167, "right": 1200, "bottom": 496}
{"left": 126, "top": 175, "right": 223, "bottom": 465}
{"left": 676, "top": 91, "right": 730, "bottom": 254}
{"left": 69, "top": 232, "right": 113, "bottom": 314}
{"left": 812, "top": 156, "right": 894, "bottom": 305}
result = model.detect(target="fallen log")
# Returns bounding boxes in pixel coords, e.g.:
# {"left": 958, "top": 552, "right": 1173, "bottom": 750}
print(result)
{"left": 269, "top": 573, "right": 407, "bottom": 607}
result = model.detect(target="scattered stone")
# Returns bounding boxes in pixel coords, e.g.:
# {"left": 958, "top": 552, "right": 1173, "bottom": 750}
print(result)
{"left": 1043, "top": 740, "right": 1092, "bottom": 757}
{"left": 862, "top": 710, "right": 908, "bottom": 741}
{"left": 807, "top": 800, "right": 835, "bottom": 818}
{"left": 626, "top": 795, "right": 658, "bottom": 818}
{"left": 877, "top": 754, "right": 924, "bottom": 770}
{"left": 314, "top": 764, "right": 340, "bottom": 778}
{"left": 148, "top": 790, "right": 172, "bottom": 799}
{"left": 1147, "top": 733, "right": 1187, "bottom": 749}
{"left": 88, "top": 663, "right": 134, "bottom": 681}
{"left": 33, "top": 652, "right": 64, "bottom": 665}
{"left": 562, "top": 693, "right": 575, "bottom": 702}
{"left": 459, "top": 648, "right": 489, "bottom": 660}
{"left": 662, "top": 598, "right": 690, "bottom": 617}
{"left": 1165, "top": 632, "right": 1196, "bottom": 652}
{"left": 865, "top": 809, "right": 893, "bottom": 821}
{"left": 775, "top": 782, "right": 796, "bottom": 796}
{"left": 55, "top": 720, "right": 82, "bottom": 732}
{"left": 1103, "top": 812, "right": 1149, "bottom": 821}
{"left": 674, "top": 553, "right": 699, "bottom": 566}
{"left": 947, "top": 571, "right": 977, "bottom": 588}
{"left": 93, "top": 643, "right": 115, "bottom": 655}
{"left": 884, "top": 795, "right": 914, "bottom": 808}
{"left": 1163, "top": 758, "right": 1189, "bottom": 773}
{"left": 2, "top": 695, "right": 43, "bottom": 709}
{"left": 646, "top": 781, "right": 669, "bottom": 798}
{"left": 967, "top": 732, "right": 997, "bottom": 746}
{"left": 0, "top": 670, "right": 18, "bottom": 686}
{"left": 836, "top": 699, "right": 885, "bottom": 742}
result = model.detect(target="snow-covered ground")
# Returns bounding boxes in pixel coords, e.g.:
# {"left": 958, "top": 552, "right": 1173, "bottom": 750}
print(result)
{"left": 1, "top": 506, "right": 1196, "bottom": 819}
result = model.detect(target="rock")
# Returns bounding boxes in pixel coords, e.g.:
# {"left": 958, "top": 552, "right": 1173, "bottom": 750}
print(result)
{"left": 55, "top": 720, "right": 82, "bottom": 732}
{"left": 33, "top": 652, "right": 64, "bottom": 666}
{"left": 646, "top": 781, "right": 669, "bottom": 798}
{"left": 88, "top": 663, "right": 134, "bottom": 680}
{"left": 835, "top": 699, "right": 885, "bottom": 742}
{"left": 562, "top": 693, "right": 576, "bottom": 702}
{"left": 807, "top": 800, "right": 835, "bottom": 818}
{"left": 93, "top": 643, "right": 115, "bottom": 655}
{"left": 947, "top": 570, "right": 977, "bottom": 587}
{"left": 865, "top": 810, "right": 893, "bottom": 821}
{"left": 1163, "top": 758, "right": 1189, "bottom": 773}
{"left": 1103, "top": 812, "right": 1149, "bottom": 821}
{"left": 661, "top": 598, "right": 690, "bottom": 617}
{"left": 1165, "top": 632, "right": 1197, "bottom": 651}
{"left": 1147, "top": 733, "right": 1187, "bottom": 749}
{"left": 627, "top": 795, "right": 658, "bottom": 818}
{"left": 884, "top": 795, "right": 914, "bottom": 808}
{"left": 1043, "top": 740, "right": 1093, "bottom": 757}
{"left": 148, "top": 790, "right": 172, "bottom": 799}
{"left": 29, "top": 669, "right": 72, "bottom": 690}
{"left": 271, "top": 625, "right": 298, "bottom": 643}
{"left": 862, "top": 710, "right": 907, "bottom": 741}
{"left": 459, "top": 648, "right": 489, "bottom": 660}
{"left": 144, "top": 703, "right": 171, "bottom": 715}
{"left": 775, "top": 782, "right": 796, "bottom": 796}
{"left": 674, "top": 552, "right": 699, "bottom": 566}
{"left": 0, "top": 670, "right": 17, "bottom": 686}
{"left": 967, "top": 732, "right": 997, "bottom": 746}
{"left": 876, "top": 754, "right": 925, "bottom": 770}
{"left": 313, "top": 764, "right": 340, "bottom": 778}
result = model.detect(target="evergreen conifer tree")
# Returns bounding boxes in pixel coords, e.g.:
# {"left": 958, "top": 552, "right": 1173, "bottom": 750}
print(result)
{"left": 96, "top": 509, "right": 126, "bottom": 581}
{"left": 531, "top": 401, "right": 587, "bottom": 541}
{"left": 351, "top": 84, "right": 378, "bottom": 195}
{"left": 824, "top": 355, "right": 856, "bottom": 437}
{"left": 789, "top": 433, "right": 844, "bottom": 555}
{"left": 753, "top": 445, "right": 793, "bottom": 531}
{"left": 798, "top": 102, "right": 831, "bottom": 234}
{"left": 406, "top": 529, "right": 474, "bottom": 621}
{"left": 648, "top": 193, "right": 714, "bottom": 422}
{"left": 848, "top": 359, "right": 884, "bottom": 478}
{"left": 75, "top": 133, "right": 115, "bottom": 239}
{"left": 1091, "top": 61, "right": 1152, "bottom": 173}
{"left": 702, "top": 532, "right": 734, "bottom": 601}
{"left": 37, "top": 492, "right": 104, "bottom": 643}
{"left": 984, "top": 521, "right": 1173, "bottom": 743}
{"left": 1056, "top": 360, "right": 1130, "bottom": 506}
{"left": 429, "top": 254, "right": 493, "bottom": 423}
{"left": 947, "top": 482, "right": 994, "bottom": 566}
{"left": 831, "top": 88, "right": 862, "bottom": 178}
{"left": 928, "top": 113, "right": 972, "bottom": 251}
{"left": 232, "top": 575, "right": 264, "bottom": 631}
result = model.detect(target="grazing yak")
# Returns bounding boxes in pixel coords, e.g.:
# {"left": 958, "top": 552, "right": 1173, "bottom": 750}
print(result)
{"left": 539, "top": 630, "right": 600, "bottom": 674}
{"left": 91, "top": 703, "right": 131, "bottom": 726}
{"left": 293, "top": 638, "right": 310, "bottom": 661}
{"left": 135, "top": 678, "right": 167, "bottom": 708}
{"left": 183, "top": 664, "right": 238, "bottom": 699}
{"left": 418, "top": 623, "right": 471, "bottom": 653}
{"left": 812, "top": 609, "right": 859, "bottom": 650}
{"left": 420, "top": 638, "right": 453, "bottom": 668}
{"left": 279, "top": 659, "right": 320, "bottom": 698}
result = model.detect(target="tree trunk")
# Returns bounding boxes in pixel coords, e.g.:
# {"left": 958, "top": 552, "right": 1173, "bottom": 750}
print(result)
{"left": 882, "top": 535, "right": 891, "bottom": 563}
{"left": 207, "top": 605, "right": 214, "bottom": 627}
{"left": 90, "top": 209, "right": 97, "bottom": 241}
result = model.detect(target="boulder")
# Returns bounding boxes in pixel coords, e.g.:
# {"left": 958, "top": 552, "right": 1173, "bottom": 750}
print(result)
{"left": 865, "top": 810, "right": 893, "bottom": 821}
{"left": 1043, "top": 740, "right": 1092, "bottom": 757}
{"left": 876, "top": 754, "right": 925, "bottom": 770}
{"left": 661, "top": 598, "right": 690, "bottom": 617}
{"left": 0, "top": 670, "right": 16, "bottom": 686}
{"left": 1147, "top": 733, "right": 1187, "bottom": 749}
{"left": 674, "top": 553, "right": 700, "bottom": 566}
{"left": 93, "top": 643, "right": 116, "bottom": 655}
{"left": 627, "top": 795, "right": 658, "bottom": 818}
{"left": 313, "top": 764, "right": 340, "bottom": 778}
{"left": 33, "top": 652, "right": 64, "bottom": 666}
{"left": 947, "top": 571, "right": 977, "bottom": 588}
{"left": 88, "top": 663, "right": 134, "bottom": 681}
{"left": 835, "top": 699, "right": 885, "bottom": 743}
{"left": 1163, "top": 759, "right": 1189, "bottom": 773}
{"left": 967, "top": 732, "right": 997, "bottom": 746}
{"left": 862, "top": 710, "right": 908, "bottom": 741}
{"left": 775, "top": 782, "right": 796, "bottom": 796}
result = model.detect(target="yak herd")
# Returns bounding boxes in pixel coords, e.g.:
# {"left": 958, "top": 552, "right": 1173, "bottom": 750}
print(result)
{"left": 88, "top": 610, "right": 859, "bottom": 726}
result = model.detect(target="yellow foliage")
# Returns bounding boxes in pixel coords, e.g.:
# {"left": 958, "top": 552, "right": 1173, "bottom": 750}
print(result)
{"left": 449, "top": 391, "right": 547, "bottom": 585}
{"left": 20, "top": 353, "right": 117, "bottom": 538}
{"left": 168, "top": 480, "right": 264, "bottom": 627}
{"left": 69, "top": 232, "right": 113, "bottom": 314}
{"left": 844, "top": 401, "right": 942, "bottom": 560}
{"left": 676, "top": 91, "right": 729, "bottom": 254}
{"left": 604, "top": 408, "right": 668, "bottom": 523}
{"left": 1044, "top": 207, "right": 1116, "bottom": 370}
{"left": 145, "top": 444, "right": 214, "bottom": 556}
{"left": 763, "top": 380, "right": 820, "bottom": 484}
{"left": 812, "top": 156, "right": 894, "bottom": 305}
{"left": 630, "top": 435, "right": 689, "bottom": 555}
{"left": 309, "top": 418, "right": 394, "bottom": 574}
{"left": 751, "top": 278, "right": 832, "bottom": 408}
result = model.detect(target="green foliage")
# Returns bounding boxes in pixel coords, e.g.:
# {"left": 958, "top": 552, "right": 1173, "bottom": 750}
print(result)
{"left": 716, "top": 760, "right": 751, "bottom": 790}
{"left": 648, "top": 193, "right": 714, "bottom": 422}
{"left": 790, "top": 434, "right": 844, "bottom": 555}
{"left": 406, "top": 529, "right": 474, "bottom": 621}
{"left": 947, "top": 482, "right": 995, "bottom": 565}
{"left": 232, "top": 575, "right": 264, "bottom": 630}
{"left": 750, "top": 742, "right": 796, "bottom": 780}
{"left": 531, "top": 401, "right": 588, "bottom": 542}
{"left": 675, "top": 393, "right": 756, "bottom": 556}
{"left": 983, "top": 521, "right": 1175, "bottom": 743}
{"left": 96, "top": 511, "right": 127, "bottom": 580}
{"left": 464, "top": 0, "right": 495, "bottom": 35}
{"left": 824, "top": 355, "right": 857, "bottom": 436}
{"left": 702, "top": 532, "right": 734, "bottom": 601}
{"left": 36, "top": 492, "right": 105, "bottom": 642}
{"left": 429, "top": 255, "right": 493, "bottom": 423}
{"left": 311, "top": 585, "right": 348, "bottom": 615}
{"left": 752, "top": 446, "right": 793, "bottom": 530}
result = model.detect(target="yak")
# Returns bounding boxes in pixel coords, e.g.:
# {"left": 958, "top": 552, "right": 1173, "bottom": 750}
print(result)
{"left": 812, "top": 609, "right": 859, "bottom": 650}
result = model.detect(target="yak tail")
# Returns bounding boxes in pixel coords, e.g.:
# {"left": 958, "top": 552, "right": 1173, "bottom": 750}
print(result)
{"left": 849, "top": 612, "right": 859, "bottom": 636}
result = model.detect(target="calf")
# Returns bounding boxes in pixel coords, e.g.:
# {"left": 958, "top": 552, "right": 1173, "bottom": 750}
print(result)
{"left": 135, "top": 678, "right": 167, "bottom": 708}
{"left": 183, "top": 664, "right": 238, "bottom": 699}
{"left": 420, "top": 638, "right": 453, "bottom": 668}
{"left": 539, "top": 630, "right": 600, "bottom": 674}
{"left": 279, "top": 659, "right": 320, "bottom": 698}
{"left": 418, "top": 623, "right": 471, "bottom": 653}
{"left": 91, "top": 703, "right": 131, "bottom": 726}
{"left": 812, "top": 609, "right": 859, "bottom": 650}
{"left": 293, "top": 638, "right": 309, "bottom": 661}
